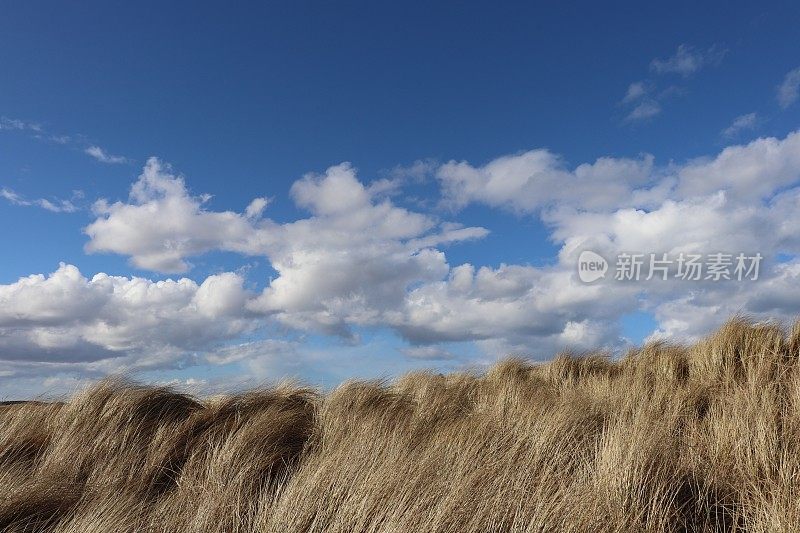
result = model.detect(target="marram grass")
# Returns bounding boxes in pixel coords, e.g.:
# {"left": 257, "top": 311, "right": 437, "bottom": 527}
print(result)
{"left": 3, "top": 318, "right": 800, "bottom": 532}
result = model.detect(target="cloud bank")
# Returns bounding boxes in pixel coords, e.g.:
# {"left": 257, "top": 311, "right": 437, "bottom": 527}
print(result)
{"left": 4, "top": 129, "right": 800, "bottom": 394}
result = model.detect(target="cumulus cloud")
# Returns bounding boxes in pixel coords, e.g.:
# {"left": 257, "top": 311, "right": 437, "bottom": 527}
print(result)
{"left": 778, "top": 67, "right": 800, "bottom": 109}
{"left": 248, "top": 165, "right": 484, "bottom": 338}
{"left": 437, "top": 149, "right": 656, "bottom": 213}
{"left": 0, "top": 263, "right": 257, "bottom": 370}
{"left": 439, "top": 129, "right": 800, "bottom": 347}
{"left": 392, "top": 263, "right": 634, "bottom": 353}
{"left": 645, "top": 261, "right": 800, "bottom": 343}
{"left": 9, "top": 128, "right": 800, "bottom": 394}
{"left": 81, "top": 131, "right": 800, "bottom": 357}
{"left": 85, "top": 157, "right": 270, "bottom": 272}
{"left": 675, "top": 130, "right": 800, "bottom": 200}
{"left": 438, "top": 131, "right": 800, "bottom": 216}
{"left": 85, "top": 158, "right": 487, "bottom": 339}
{"left": 85, "top": 145, "right": 128, "bottom": 164}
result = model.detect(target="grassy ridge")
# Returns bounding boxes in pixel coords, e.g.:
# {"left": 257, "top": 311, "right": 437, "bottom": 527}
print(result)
{"left": 2, "top": 319, "right": 800, "bottom": 532}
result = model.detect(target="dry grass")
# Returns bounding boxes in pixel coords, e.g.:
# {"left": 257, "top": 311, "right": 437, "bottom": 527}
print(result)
{"left": 3, "top": 318, "right": 800, "bottom": 532}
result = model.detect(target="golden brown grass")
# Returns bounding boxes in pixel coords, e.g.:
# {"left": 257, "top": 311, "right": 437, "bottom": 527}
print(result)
{"left": 3, "top": 318, "right": 800, "bottom": 532}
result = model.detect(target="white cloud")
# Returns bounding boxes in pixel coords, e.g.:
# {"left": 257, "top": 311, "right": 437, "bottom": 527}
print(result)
{"left": 246, "top": 164, "right": 475, "bottom": 337}
{"left": 85, "top": 145, "right": 128, "bottom": 164}
{"left": 50, "top": 132, "right": 800, "bottom": 352}
{"left": 10, "top": 128, "right": 800, "bottom": 393}
{"left": 619, "top": 44, "right": 723, "bottom": 122}
{"left": 0, "top": 116, "right": 41, "bottom": 132}
{"left": 675, "top": 131, "right": 800, "bottom": 200}
{"left": 0, "top": 118, "right": 127, "bottom": 171}
{"left": 0, "top": 263, "right": 257, "bottom": 369}
{"left": 626, "top": 101, "right": 661, "bottom": 122}
{"left": 650, "top": 44, "right": 726, "bottom": 77}
{"left": 438, "top": 131, "right": 800, "bottom": 216}
{"left": 622, "top": 81, "right": 648, "bottom": 103}
{"left": 392, "top": 263, "right": 634, "bottom": 352}
{"left": 401, "top": 346, "right": 456, "bottom": 360}
{"left": 1, "top": 187, "right": 79, "bottom": 213}
{"left": 290, "top": 163, "right": 372, "bottom": 216}
{"left": 646, "top": 260, "right": 800, "bottom": 343}
{"left": 85, "top": 158, "right": 486, "bottom": 339}
{"left": 778, "top": 67, "right": 800, "bottom": 109}
{"left": 437, "top": 149, "right": 655, "bottom": 214}
{"left": 244, "top": 197, "right": 269, "bottom": 219}
{"left": 721, "top": 112, "right": 758, "bottom": 138}
{"left": 551, "top": 194, "right": 770, "bottom": 275}
{"left": 84, "top": 157, "right": 269, "bottom": 272}
{"left": 434, "top": 129, "right": 800, "bottom": 350}
{"left": 204, "top": 339, "right": 299, "bottom": 365}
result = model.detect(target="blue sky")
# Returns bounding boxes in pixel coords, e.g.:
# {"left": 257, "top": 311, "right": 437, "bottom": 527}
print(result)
{"left": 2, "top": 1, "right": 800, "bottom": 398}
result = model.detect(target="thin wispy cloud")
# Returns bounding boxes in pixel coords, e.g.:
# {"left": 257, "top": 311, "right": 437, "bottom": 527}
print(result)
{"left": 620, "top": 44, "right": 724, "bottom": 123}
{"left": 0, "top": 187, "right": 80, "bottom": 213}
{"left": 401, "top": 346, "right": 456, "bottom": 360}
{"left": 1, "top": 115, "right": 128, "bottom": 163}
{"left": 777, "top": 67, "right": 800, "bottom": 109}
{"left": 650, "top": 44, "right": 726, "bottom": 77}
{"left": 0, "top": 116, "right": 42, "bottom": 132}
{"left": 85, "top": 145, "right": 128, "bottom": 164}
{"left": 620, "top": 81, "right": 661, "bottom": 122}
{"left": 722, "top": 112, "right": 759, "bottom": 139}
{"left": 622, "top": 81, "right": 649, "bottom": 104}
{"left": 49, "top": 135, "right": 71, "bottom": 144}
{"left": 625, "top": 101, "right": 661, "bottom": 122}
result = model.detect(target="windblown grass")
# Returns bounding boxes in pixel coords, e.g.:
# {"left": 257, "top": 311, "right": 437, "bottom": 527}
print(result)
{"left": 3, "top": 318, "right": 800, "bottom": 532}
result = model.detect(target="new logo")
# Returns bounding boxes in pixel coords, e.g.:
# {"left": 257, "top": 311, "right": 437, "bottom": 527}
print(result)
{"left": 577, "top": 250, "right": 608, "bottom": 283}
